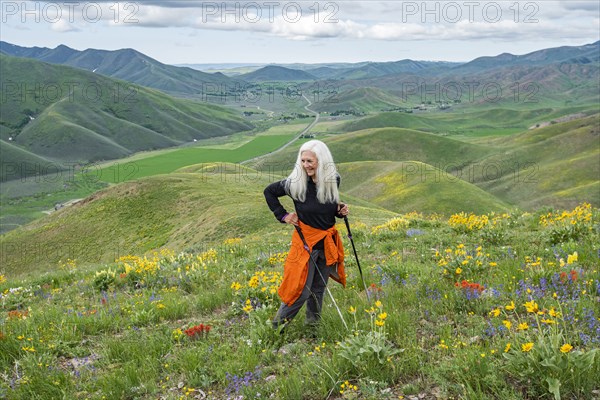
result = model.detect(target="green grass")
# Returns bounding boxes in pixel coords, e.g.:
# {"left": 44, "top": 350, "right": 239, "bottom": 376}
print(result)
{"left": 94, "top": 134, "right": 296, "bottom": 183}
{"left": 338, "top": 161, "right": 511, "bottom": 214}
{"left": 1, "top": 205, "right": 598, "bottom": 399}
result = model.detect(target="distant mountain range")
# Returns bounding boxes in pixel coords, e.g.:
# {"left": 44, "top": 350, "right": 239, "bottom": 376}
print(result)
{"left": 0, "top": 41, "right": 236, "bottom": 95}
{"left": 4, "top": 40, "right": 598, "bottom": 88}
{"left": 452, "top": 41, "right": 600, "bottom": 74}
{"left": 190, "top": 41, "right": 599, "bottom": 79}
{"left": 321, "top": 62, "right": 600, "bottom": 113}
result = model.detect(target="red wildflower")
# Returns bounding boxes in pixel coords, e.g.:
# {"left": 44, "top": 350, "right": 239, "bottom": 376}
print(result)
{"left": 455, "top": 280, "right": 484, "bottom": 295}
{"left": 569, "top": 270, "right": 578, "bottom": 282}
{"left": 7, "top": 310, "right": 28, "bottom": 320}
{"left": 184, "top": 323, "right": 211, "bottom": 339}
{"left": 560, "top": 271, "right": 567, "bottom": 282}
{"left": 560, "top": 269, "right": 580, "bottom": 283}
{"left": 369, "top": 283, "right": 382, "bottom": 292}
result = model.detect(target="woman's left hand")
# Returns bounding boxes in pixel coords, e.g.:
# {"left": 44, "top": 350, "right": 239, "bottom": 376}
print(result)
{"left": 338, "top": 203, "right": 349, "bottom": 216}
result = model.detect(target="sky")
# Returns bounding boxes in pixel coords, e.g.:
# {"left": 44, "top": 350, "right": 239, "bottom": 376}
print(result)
{"left": 1, "top": 0, "right": 599, "bottom": 65}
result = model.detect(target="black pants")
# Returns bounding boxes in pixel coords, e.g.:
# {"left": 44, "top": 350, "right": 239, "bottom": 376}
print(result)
{"left": 273, "top": 249, "right": 330, "bottom": 326}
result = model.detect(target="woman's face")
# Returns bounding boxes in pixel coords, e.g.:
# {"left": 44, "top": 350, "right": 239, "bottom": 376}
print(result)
{"left": 301, "top": 150, "right": 318, "bottom": 180}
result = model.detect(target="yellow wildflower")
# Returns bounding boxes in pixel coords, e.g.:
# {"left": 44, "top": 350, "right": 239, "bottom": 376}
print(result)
{"left": 248, "top": 276, "right": 260, "bottom": 288}
{"left": 518, "top": 322, "right": 529, "bottom": 331}
{"left": 523, "top": 301, "right": 539, "bottom": 313}
{"left": 521, "top": 342, "right": 534, "bottom": 352}
{"left": 560, "top": 344, "right": 573, "bottom": 353}
{"left": 242, "top": 299, "right": 253, "bottom": 313}
{"left": 490, "top": 308, "right": 501, "bottom": 317}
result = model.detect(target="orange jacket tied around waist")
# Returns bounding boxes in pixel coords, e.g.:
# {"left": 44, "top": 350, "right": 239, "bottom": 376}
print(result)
{"left": 278, "top": 221, "right": 346, "bottom": 306}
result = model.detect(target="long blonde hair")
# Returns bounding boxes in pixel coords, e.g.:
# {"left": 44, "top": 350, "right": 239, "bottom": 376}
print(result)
{"left": 286, "top": 140, "right": 339, "bottom": 204}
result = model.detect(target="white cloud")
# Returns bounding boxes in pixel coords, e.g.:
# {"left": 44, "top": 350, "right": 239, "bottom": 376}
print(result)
{"left": 50, "top": 19, "right": 80, "bottom": 33}
{"left": 365, "top": 23, "right": 430, "bottom": 40}
{"left": 6, "top": 0, "right": 598, "bottom": 60}
{"left": 269, "top": 16, "right": 364, "bottom": 40}
{"left": 110, "top": 1, "right": 598, "bottom": 43}
{"left": 179, "top": 14, "right": 598, "bottom": 43}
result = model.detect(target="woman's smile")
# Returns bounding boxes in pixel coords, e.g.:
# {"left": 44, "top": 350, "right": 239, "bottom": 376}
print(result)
{"left": 301, "top": 150, "right": 318, "bottom": 180}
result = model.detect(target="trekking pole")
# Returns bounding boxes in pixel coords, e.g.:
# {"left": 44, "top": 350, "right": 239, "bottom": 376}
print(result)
{"left": 294, "top": 225, "right": 348, "bottom": 330}
{"left": 343, "top": 216, "right": 371, "bottom": 301}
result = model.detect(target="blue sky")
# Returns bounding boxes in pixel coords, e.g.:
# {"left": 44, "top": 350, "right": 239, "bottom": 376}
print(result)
{"left": 1, "top": 1, "right": 599, "bottom": 65}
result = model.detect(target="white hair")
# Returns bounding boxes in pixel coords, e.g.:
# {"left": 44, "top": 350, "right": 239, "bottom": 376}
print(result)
{"left": 286, "top": 140, "right": 340, "bottom": 204}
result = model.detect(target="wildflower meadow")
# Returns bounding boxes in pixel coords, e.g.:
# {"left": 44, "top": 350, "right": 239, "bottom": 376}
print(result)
{"left": 1, "top": 204, "right": 598, "bottom": 399}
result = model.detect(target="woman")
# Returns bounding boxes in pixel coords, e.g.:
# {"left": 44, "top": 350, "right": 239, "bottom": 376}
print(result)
{"left": 264, "top": 140, "right": 349, "bottom": 328}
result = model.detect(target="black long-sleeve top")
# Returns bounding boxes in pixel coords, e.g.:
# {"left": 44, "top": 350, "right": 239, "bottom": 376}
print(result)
{"left": 264, "top": 175, "right": 342, "bottom": 232}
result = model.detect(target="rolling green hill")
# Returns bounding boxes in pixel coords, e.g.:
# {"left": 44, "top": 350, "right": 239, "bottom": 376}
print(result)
{"left": 463, "top": 114, "right": 600, "bottom": 209}
{"left": 340, "top": 112, "right": 451, "bottom": 133}
{"left": 0, "top": 163, "right": 394, "bottom": 275}
{"left": 339, "top": 107, "right": 598, "bottom": 136}
{"left": 317, "top": 60, "right": 458, "bottom": 80}
{"left": 312, "top": 87, "right": 406, "bottom": 114}
{"left": 0, "top": 55, "right": 253, "bottom": 180}
{"left": 0, "top": 140, "right": 56, "bottom": 182}
{"left": 238, "top": 66, "right": 317, "bottom": 82}
{"left": 338, "top": 161, "right": 510, "bottom": 214}
{"left": 256, "top": 127, "right": 493, "bottom": 169}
